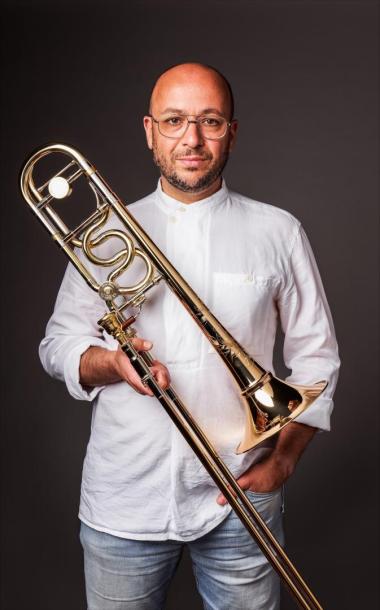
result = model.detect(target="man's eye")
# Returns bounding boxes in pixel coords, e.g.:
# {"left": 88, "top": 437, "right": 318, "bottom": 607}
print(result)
{"left": 165, "top": 116, "right": 184, "bottom": 126}
{"left": 201, "top": 117, "right": 222, "bottom": 127}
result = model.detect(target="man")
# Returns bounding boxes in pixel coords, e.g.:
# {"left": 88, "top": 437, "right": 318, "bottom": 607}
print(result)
{"left": 40, "top": 63, "right": 340, "bottom": 609}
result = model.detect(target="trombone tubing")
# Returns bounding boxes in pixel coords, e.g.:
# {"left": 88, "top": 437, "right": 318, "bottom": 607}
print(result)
{"left": 125, "top": 343, "right": 323, "bottom": 610}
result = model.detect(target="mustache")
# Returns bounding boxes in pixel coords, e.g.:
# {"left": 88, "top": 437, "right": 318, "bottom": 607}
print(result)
{"left": 172, "top": 149, "right": 212, "bottom": 161}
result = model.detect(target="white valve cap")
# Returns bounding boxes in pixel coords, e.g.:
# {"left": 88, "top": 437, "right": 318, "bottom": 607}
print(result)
{"left": 48, "top": 176, "right": 71, "bottom": 199}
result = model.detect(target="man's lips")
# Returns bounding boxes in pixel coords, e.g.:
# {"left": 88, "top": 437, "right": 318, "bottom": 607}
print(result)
{"left": 176, "top": 156, "right": 207, "bottom": 160}
{"left": 175, "top": 156, "right": 209, "bottom": 167}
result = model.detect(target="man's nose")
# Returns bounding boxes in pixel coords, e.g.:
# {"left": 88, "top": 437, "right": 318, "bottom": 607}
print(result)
{"left": 181, "top": 120, "right": 204, "bottom": 147}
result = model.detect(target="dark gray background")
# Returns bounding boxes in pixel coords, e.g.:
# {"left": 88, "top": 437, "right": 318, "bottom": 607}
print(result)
{"left": 1, "top": 0, "right": 378, "bottom": 608}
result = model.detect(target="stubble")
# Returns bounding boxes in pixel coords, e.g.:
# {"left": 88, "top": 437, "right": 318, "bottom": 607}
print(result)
{"left": 152, "top": 140, "right": 229, "bottom": 194}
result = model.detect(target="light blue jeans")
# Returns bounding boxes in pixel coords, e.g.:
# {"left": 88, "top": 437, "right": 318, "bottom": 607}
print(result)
{"left": 80, "top": 489, "right": 284, "bottom": 610}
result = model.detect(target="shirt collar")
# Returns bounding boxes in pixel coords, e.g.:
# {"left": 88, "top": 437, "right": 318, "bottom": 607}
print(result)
{"left": 154, "top": 178, "right": 229, "bottom": 215}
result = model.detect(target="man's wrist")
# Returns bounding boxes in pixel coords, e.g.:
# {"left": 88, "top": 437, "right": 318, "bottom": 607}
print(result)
{"left": 80, "top": 345, "right": 121, "bottom": 387}
{"left": 270, "top": 422, "right": 317, "bottom": 471}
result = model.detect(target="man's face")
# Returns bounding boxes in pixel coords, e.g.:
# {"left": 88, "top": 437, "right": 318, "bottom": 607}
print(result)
{"left": 144, "top": 67, "right": 237, "bottom": 196}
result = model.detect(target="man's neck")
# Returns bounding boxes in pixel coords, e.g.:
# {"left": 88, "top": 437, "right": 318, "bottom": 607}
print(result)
{"left": 160, "top": 176, "right": 222, "bottom": 204}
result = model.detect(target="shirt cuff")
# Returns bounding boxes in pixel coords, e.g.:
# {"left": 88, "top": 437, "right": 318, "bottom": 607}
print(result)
{"left": 294, "top": 396, "right": 334, "bottom": 432}
{"left": 63, "top": 339, "right": 116, "bottom": 401}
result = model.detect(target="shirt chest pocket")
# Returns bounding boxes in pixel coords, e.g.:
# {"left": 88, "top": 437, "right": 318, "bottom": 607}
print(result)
{"left": 208, "top": 272, "right": 278, "bottom": 357}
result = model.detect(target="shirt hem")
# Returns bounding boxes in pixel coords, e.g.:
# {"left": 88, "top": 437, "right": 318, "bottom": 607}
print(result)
{"left": 78, "top": 507, "right": 232, "bottom": 542}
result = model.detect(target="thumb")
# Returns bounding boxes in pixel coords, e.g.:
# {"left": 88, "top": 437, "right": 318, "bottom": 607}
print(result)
{"left": 216, "top": 492, "right": 228, "bottom": 506}
{"left": 131, "top": 337, "right": 153, "bottom": 352}
{"left": 216, "top": 477, "right": 249, "bottom": 506}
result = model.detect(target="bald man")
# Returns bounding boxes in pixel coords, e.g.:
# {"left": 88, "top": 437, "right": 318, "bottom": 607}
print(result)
{"left": 40, "top": 63, "right": 339, "bottom": 609}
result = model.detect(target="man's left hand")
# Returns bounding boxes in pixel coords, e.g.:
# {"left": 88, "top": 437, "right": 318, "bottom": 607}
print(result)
{"left": 216, "top": 422, "right": 317, "bottom": 506}
{"left": 216, "top": 453, "right": 294, "bottom": 505}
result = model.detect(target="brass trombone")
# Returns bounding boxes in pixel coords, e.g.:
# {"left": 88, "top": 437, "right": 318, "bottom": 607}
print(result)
{"left": 21, "top": 143, "right": 327, "bottom": 609}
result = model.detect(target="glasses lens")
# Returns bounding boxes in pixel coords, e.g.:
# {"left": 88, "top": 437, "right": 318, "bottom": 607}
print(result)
{"left": 198, "top": 116, "right": 227, "bottom": 139}
{"left": 158, "top": 115, "right": 227, "bottom": 139}
{"left": 158, "top": 116, "right": 187, "bottom": 138}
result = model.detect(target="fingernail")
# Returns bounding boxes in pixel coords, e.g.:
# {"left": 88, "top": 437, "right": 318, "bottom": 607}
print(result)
{"left": 143, "top": 341, "right": 153, "bottom": 349}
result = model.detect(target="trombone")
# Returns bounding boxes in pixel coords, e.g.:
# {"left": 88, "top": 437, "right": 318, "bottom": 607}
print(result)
{"left": 21, "top": 143, "right": 327, "bottom": 609}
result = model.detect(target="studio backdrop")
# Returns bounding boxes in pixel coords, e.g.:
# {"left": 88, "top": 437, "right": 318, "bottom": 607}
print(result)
{"left": 1, "top": 1, "right": 378, "bottom": 609}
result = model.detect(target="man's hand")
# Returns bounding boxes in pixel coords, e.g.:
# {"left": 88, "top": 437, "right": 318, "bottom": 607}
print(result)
{"left": 216, "top": 453, "right": 294, "bottom": 506}
{"left": 216, "top": 422, "right": 316, "bottom": 505}
{"left": 79, "top": 339, "right": 171, "bottom": 397}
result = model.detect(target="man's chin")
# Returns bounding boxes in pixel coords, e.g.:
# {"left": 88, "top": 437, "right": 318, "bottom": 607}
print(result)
{"left": 166, "top": 173, "right": 216, "bottom": 193}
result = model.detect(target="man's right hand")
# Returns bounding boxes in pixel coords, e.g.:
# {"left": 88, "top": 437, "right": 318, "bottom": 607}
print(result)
{"left": 79, "top": 339, "right": 171, "bottom": 396}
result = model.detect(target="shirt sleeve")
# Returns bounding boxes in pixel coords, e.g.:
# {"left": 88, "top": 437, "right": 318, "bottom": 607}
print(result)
{"left": 277, "top": 224, "right": 340, "bottom": 431}
{"left": 39, "top": 261, "right": 118, "bottom": 401}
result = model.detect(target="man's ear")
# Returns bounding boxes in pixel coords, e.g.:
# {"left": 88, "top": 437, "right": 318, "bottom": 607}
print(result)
{"left": 143, "top": 116, "right": 153, "bottom": 150}
{"left": 228, "top": 119, "right": 238, "bottom": 152}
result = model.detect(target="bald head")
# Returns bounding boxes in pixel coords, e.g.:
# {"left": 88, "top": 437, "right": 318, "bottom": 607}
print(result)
{"left": 149, "top": 63, "right": 234, "bottom": 121}
{"left": 143, "top": 62, "right": 238, "bottom": 202}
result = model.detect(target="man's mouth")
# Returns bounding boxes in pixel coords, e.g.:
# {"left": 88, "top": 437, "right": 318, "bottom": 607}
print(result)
{"left": 176, "top": 156, "right": 210, "bottom": 167}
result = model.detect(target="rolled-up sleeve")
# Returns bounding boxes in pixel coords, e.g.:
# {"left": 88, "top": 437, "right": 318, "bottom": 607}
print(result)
{"left": 39, "top": 262, "right": 117, "bottom": 401}
{"left": 278, "top": 225, "right": 340, "bottom": 431}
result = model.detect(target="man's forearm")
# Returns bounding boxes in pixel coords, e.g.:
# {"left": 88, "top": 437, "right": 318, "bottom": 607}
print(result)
{"left": 79, "top": 346, "right": 120, "bottom": 387}
{"left": 79, "top": 341, "right": 170, "bottom": 396}
{"left": 217, "top": 421, "right": 317, "bottom": 502}
{"left": 272, "top": 421, "right": 316, "bottom": 469}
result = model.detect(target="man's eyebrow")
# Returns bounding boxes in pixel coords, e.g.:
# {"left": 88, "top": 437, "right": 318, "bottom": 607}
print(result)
{"left": 200, "top": 108, "right": 225, "bottom": 116}
{"left": 159, "top": 107, "right": 225, "bottom": 116}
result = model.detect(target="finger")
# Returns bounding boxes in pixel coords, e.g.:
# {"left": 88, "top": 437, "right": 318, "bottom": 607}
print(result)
{"left": 235, "top": 476, "right": 251, "bottom": 491}
{"left": 216, "top": 493, "right": 227, "bottom": 506}
{"left": 125, "top": 362, "right": 154, "bottom": 396}
{"left": 150, "top": 363, "right": 171, "bottom": 389}
{"left": 131, "top": 337, "right": 153, "bottom": 352}
{"left": 129, "top": 378, "right": 154, "bottom": 397}
{"left": 216, "top": 479, "right": 250, "bottom": 506}
{"left": 115, "top": 346, "right": 154, "bottom": 396}
{"left": 216, "top": 487, "right": 236, "bottom": 506}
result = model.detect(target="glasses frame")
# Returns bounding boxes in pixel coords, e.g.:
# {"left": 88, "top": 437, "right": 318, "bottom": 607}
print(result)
{"left": 149, "top": 114, "right": 232, "bottom": 141}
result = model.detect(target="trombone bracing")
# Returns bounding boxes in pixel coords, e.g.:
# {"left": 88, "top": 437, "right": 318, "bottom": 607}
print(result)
{"left": 21, "top": 143, "right": 327, "bottom": 609}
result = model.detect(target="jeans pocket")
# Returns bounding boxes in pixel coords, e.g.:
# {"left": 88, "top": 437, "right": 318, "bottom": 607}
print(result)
{"left": 246, "top": 489, "right": 277, "bottom": 497}
{"left": 245, "top": 487, "right": 284, "bottom": 510}
{"left": 245, "top": 489, "right": 284, "bottom": 536}
{"left": 245, "top": 489, "right": 282, "bottom": 506}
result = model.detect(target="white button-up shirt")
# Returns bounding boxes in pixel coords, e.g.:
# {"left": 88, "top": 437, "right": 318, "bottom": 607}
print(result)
{"left": 39, "top": 180, "right": 340, "bottom": 541}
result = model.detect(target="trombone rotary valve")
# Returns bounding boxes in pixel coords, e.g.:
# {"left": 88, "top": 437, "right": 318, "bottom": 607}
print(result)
{"left": 99, "top": 281, "right": 119, "bottom": 302}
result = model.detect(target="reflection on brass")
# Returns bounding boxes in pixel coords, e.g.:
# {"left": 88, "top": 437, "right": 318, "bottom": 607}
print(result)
{"left": 21, "top": 143, "right": 326, "bottom": 609}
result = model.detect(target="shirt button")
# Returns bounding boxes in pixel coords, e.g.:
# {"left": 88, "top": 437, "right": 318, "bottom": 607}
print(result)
{"left": 169, "top": 216, "right": 177, "bottom": 223}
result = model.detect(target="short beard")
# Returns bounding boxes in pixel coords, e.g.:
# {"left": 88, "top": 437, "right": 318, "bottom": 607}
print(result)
{"left": 152, "top": 145, "right": 229, "bottom": 194}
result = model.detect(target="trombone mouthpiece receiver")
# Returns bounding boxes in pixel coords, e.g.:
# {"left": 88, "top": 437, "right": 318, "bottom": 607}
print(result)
{"left": 48, "top": 176, "right": 71, "bottom": 199}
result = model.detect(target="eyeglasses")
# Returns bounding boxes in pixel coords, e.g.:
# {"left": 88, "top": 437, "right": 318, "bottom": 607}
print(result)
{"left": 149, "top": 114, "right": 232, "bottom": 140}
